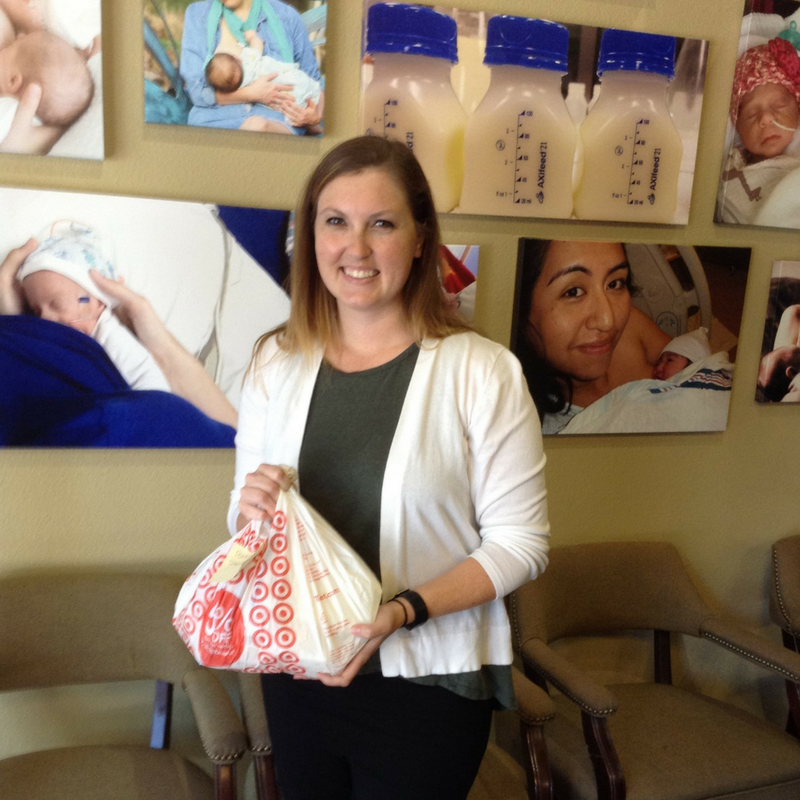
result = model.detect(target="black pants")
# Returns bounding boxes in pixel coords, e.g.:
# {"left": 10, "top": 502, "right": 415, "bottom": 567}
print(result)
{"left": 261, "top": 672, "right": 494, "bottom": 800}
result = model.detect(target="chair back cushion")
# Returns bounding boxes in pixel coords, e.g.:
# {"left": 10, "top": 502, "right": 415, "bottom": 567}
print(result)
{"left": 771, "top": 535, "right": 800, "bottom": 635}
{"left": 0, "top": 572, "right": 198, "bottom": 690}
{"left": 510, "top": 542, "right": 710, "bottom": 646}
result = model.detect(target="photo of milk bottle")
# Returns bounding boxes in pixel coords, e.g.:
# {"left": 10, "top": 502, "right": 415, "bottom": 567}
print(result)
{"left": 361, "top": 3, "right": 467, "bottom": 213}
{"left": 573, "top": 29, "right": 683, "bottom": 224}
{"left": 459, "top": 17, "right": 576, "bottom": 218}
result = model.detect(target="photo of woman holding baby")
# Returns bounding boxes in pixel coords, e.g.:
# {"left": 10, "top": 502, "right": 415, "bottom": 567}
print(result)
{"left": 145, "top": 0, "right": 326, "bottom": 135}
{"left": 0, "top": 0, "right": 103, "bottom": 158}
{"left": 513, "top": 239, "right": 748, "bottom": 435}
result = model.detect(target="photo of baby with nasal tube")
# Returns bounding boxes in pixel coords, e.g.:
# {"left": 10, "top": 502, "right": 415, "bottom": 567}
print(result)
{"left": 144, "top": 0, "right": 326, "bottom": 137}
{"left": 359, "top": 2, "right": 707, "bottom": 224}
{"left": 715, "top": 2, "right": 800, "bottom": 228}
{"left": 757, "top": 260, "right": 800, "bottom": 403}
{"left": 0, "top": 0, "right": 103, "bottom": 159}
{"left": 512, "top": 239, "right": 751, "bottom": 435}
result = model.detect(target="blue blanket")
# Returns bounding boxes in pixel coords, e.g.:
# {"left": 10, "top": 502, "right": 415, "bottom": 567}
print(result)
{"left": 0, "top": 315, "right": 235, "bottom": 448}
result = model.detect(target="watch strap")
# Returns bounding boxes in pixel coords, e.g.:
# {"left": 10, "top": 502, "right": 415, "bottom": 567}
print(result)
{"left": 394, "top": 589, "right": 429, "bottom": 630}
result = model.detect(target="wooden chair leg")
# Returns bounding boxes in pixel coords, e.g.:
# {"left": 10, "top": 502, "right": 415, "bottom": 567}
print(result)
{"left": 214, "top": 763, "right": 237, "bottom": 800}
{"left": 581, "top": 712, "right": 626, "bottom": 800}
{"left": 254, "top": 752, "right": 281, "bottom": 800}
{"left": 520, "top": 719, "right": 553, "bottom": 800}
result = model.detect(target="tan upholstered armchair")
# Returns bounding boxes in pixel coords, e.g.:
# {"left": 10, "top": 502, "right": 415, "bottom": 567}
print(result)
{"left": 509, "top": 541, "right": 800, "bottom": 800}
{"left": 770, "top": 533, "right": 800, "bottom": 737}
{"left": 0, "top": 572, "right": 248, "bottom": 800}
{"left": 237, "top": 666, "right": 557, "bottom": 800}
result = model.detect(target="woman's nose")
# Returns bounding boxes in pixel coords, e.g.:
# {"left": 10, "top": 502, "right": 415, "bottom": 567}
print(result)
{"left": 587, "top": 294, "right": 614, "bottom": 331}
{"left": 347, "top": 228, "right": 371, "bottom": 258}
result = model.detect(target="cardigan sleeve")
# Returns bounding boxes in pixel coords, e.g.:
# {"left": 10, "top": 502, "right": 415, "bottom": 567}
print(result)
{"left": 227, "top": 367, "right": 269, "bottom": 537}
{"left": 466, "top": 347, "right": 550, "bottom": 598}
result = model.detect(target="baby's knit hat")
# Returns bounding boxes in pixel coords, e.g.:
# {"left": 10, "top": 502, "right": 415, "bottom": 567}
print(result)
{"left": 659, "top": 327, "right": 711, "bottom": 364}
{"left": 16, "top": 220, "right": 118, "bottom": 308}
{"left": 730, "top": 37, "right": 800, "bottom": 126}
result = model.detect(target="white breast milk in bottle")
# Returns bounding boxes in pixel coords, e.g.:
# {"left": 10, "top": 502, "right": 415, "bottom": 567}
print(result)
{"left": 573, "top": 29, "right": 683, "bottom": 224}
{"left": 361, "top": 3, "right": 467, "bottom": 213}
{"left": 459, "top": 17, "right": 576, "bottom": 218}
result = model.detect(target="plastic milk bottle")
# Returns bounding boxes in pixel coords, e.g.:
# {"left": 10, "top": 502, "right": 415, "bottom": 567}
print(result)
{"left": 573, "top": 29, "right": 683, "bottom": 223}
{"left": 459, "top": 17, "right": 576, "bottom": 217}
{"left": 361, "top": 3, "right": 467, "bottom": 213}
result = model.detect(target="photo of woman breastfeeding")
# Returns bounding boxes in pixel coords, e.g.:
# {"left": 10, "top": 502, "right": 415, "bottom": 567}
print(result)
{"left": 514, "top": 239, "right": 747, "bottom": 434}
{"left": 178, "top": 0, "right": 324, "bottom": 134}
{"left": 229, "top": 136, "right": 550, "bottom": 799}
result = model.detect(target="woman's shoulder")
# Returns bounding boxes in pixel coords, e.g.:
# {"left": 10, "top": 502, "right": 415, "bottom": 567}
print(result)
{"left": 425, "top": 331, "right": 521, "bottom": 376}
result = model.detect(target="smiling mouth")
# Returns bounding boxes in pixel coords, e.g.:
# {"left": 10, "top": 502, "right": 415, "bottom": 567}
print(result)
{"left": 577, "top": 341, "right": 614, "bottom": 356}
{"left": 342, "top": 267, "right": 378, "bottom": 279}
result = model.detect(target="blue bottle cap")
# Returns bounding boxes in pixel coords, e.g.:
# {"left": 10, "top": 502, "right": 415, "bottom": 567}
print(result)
{"left": 366, "top": 3, "right": 458, "bottom": 63}
{"left": 484, "top": 16, "right": 569, "bottom": 73}
{"left": 597, "top": 29, "right": 676, "bottom": 78}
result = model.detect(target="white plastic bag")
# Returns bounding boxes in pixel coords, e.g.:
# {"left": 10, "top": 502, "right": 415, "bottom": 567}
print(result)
{"left": 173, "top": 468, "right": 383, "bottom": 678}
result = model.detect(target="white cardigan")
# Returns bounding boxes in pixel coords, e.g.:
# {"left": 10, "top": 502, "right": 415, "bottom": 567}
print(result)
{"left": 228, "top": 331, "right": 550, "bottom": 678}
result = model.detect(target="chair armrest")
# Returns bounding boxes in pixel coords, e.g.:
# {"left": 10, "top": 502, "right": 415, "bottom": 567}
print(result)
{"left": 237, "top": 673, "right": 273, "bottom": 754}
{"left": 182, "top": 667, "right": 248, "bottom": 764}
{"left": 701, "top": 616, "right": 800, "bottom": 683}
{"left": 512, "top": 666, "right": 556, "bottom": 724}
{"left": 520, "top": 638, "right": 618, "bottom": 717}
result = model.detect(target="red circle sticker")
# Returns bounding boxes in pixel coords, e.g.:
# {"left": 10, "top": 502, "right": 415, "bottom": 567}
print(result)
{"left": 274, "top": 603, "right": 294, "bottom": 624}
{"left": 271, "top": 556, "right": 290, "bottom": 577}
{"left": 198, "top": 589, "right": 244, "bottom": 667}
{"left": 271, "top": 511, "right": 287, "bottom": 532}
{"left": 253, "top": 630, "right": 272, "bottom": 649}
{"left": 270, "top": 534, "right": 287, "bottom": 554}
{"left": 272, "top": 579, "right": 292, "bottom": 600}
{"left": 276, "top": 628, "right": 296, "bottom": 648}
{"left": 249, "top": 605, "right": 270, "bottom": 627}
{"left": 251, "top": 581, "right": 269, "bottom": 602}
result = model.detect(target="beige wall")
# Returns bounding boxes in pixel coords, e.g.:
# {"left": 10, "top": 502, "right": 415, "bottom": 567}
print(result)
{"left": 1, "top": 0, "right": 798, "bottom": 766}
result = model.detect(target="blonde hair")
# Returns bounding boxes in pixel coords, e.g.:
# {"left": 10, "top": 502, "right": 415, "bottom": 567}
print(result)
{"left": 250, "top": 136, "right": 470, "bottom": 369}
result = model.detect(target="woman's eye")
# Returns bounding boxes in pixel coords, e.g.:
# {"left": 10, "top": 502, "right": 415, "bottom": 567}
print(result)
{"left": 561, "top": 286, "right": 585, "bottom": 299}
{"left": 607, "top": 277, "right": 628, "bottom": 291}
{"left": 373, "top": 219, "right": 395, "bottom": 229}
{"left": 324, "top": 216, "right": 345, "bottom": 226}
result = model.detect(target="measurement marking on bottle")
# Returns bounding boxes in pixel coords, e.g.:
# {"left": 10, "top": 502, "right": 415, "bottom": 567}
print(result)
{"left": 626, "top": 118, "right": 650, "bottom": 205}
{"left": 513, "top": 110, "right": 534, "bottom": 205}
{"left": 382, "top": 99, "right": 398, "bottom": 137}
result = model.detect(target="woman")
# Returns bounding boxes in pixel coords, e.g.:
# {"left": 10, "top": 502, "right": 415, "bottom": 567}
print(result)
{"left": 516, "top": 239, "right": 670, "bottom": 434}
{"left": 229, "top": 136, "right": 549, "bottom": 799}
{"left": 180, "top": 0, "right": 323, "bottom": 135}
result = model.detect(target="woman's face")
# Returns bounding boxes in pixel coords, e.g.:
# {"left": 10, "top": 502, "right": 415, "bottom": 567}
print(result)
{"left": 314, "top": 167, "right": 422, "bottom": 321}
{"left": 527, "top": 241, "right": 631, "bottom": 383}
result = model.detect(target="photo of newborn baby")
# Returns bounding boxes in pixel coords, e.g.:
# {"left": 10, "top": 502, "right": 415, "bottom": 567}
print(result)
{"left": 0, "top": 0, "right": 103, "bottom": 159}
{"left": 716, "top": 4, "right": 800, "bottom": 228}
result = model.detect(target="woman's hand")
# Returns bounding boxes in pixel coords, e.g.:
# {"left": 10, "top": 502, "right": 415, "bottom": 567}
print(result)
{"left": 279, "top": 96, "right": 322, "bottom": 129}
{"left": 0, "top": 237, "right": 37, "bottom": 314}
{"left": 238, "top": 464, "right": 294, "bottom": 526}
{"left": 218, "top": 74, "right": 293, "bottom": 109}
{"left": 89, "top": 270, "right": 164, "bottom": 348}
{"left": 0, "top": 83, "right": 63, "bottom": 155}
{"left": 315, "top": 600, "right": 408, "bottom": 688}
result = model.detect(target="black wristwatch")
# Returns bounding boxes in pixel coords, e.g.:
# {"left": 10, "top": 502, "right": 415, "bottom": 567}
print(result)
{"left": 394, "top": 589, "right": 429, "bottom": 630}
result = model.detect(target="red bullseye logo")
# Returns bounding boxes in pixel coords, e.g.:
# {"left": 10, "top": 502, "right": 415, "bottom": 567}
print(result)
{"left": 199, "top": 589, "right": 244, "bottom": 667}
{"left": 249, "top": 605, "right": 270, "bottom": 626}
{"left": 265, "top": 664, "right": 282, "bottom": 674}
{"left": 251, "top": 581, "right": 269, "bottom": 602}
{"left": 270, "top": 534, "right": 287, "bottom": 554}
{"left": 256, "top": 559, "right": 268, "bottom": 578}
{"left": 182, "top": 616, "right": 196, "bottom": 636}
{"left": 271, "top": 556, "right": 290, "bottom": 577}
{"left": 271, "top": 511, "right": 287, "bottom": 532}
{"left": 274, "top": 603, "right": 294, "bottom": 624}
{"left": 285, "top": 664, "right": 306, "bottom": 675}
{"left": 278, "top": 650, "right": 298, "bottom": 663}
{"left": 190, "top": 600, "right": 205, "bottom": 620}
{"left": 276, "top": 628, "right": 296, "bottom": 648}
{"left": 254, "top": 630, "right": 272, "bottom": 649}
{"left": 258, "top": 651, "right": 277, "bottom": 665}
{"left": 272, "top": 580, "right": 291, "bottom": 600}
